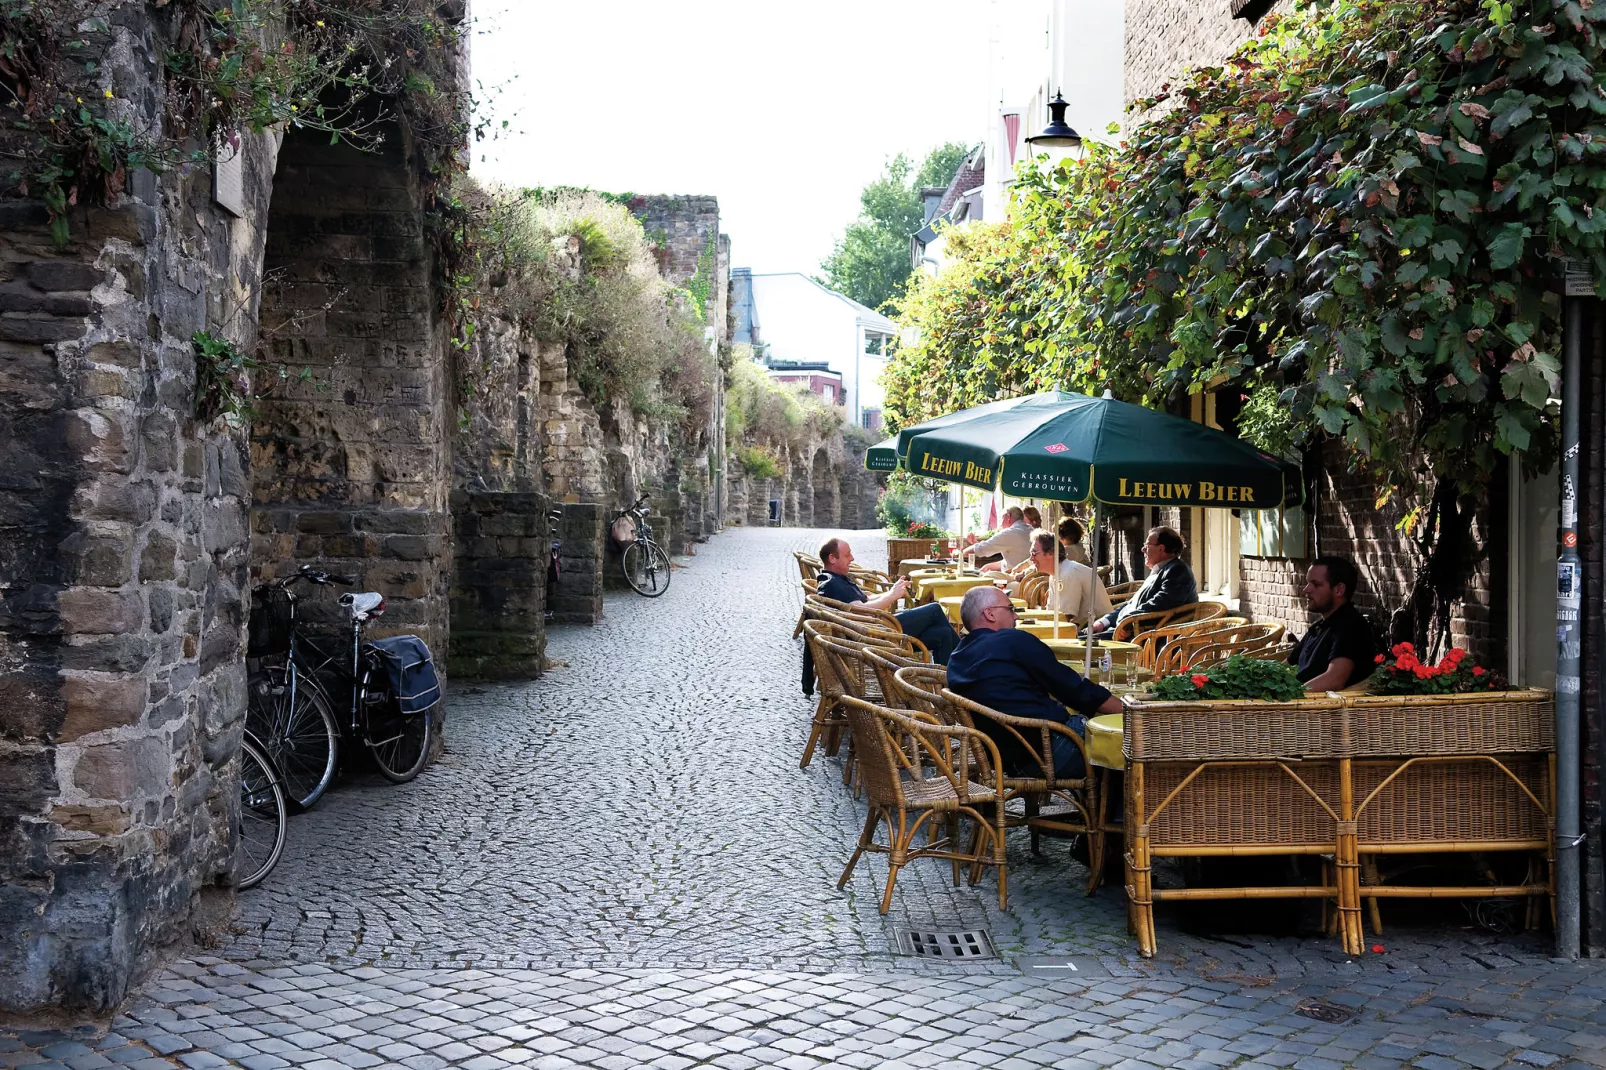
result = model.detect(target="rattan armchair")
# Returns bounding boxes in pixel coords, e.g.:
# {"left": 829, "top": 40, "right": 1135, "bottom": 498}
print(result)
{"left": 794, "top": 551, "right": 823, "bottom": 581}
{"left": 1147, "top": 616, "right": 1249, "bottom": 675}
{"left": 940, "top": 688, "right": 1107, "bottom": 894}
{"left": 1105, "top": 579, "right": 1143, "bottom": 605}
{"left": 1019, "top": 573, "right": 1050, "bottom": 610}
{"left": 807, "top": 605, "right": 932, "bottom": 662}
{"left": 1186, "top": 623, "right": 1287, "bottom": 670}
{"left": 807, "top": 593, "right": 902, "bottom": 632}
{"left": 803, "top": 620, "right": 919, "bottom": 776}
{"left": 1113, "top": 601, "right": 1226, "bottom": 649}
{"left": 836, "top": 696, "right": 1009, "bottom": 912}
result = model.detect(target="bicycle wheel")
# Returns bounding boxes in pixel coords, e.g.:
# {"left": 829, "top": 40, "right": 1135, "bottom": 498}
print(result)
{"left": 247, "top": 666, "right": 339, "bottom": 810}
{"left": 236, "top": 734, "right": 287, "bottom": 890}
{"left": 622, "top": 539, "right": 672, "bottom": 597}
{"left": 364, "top": 685, "right": 433, "bottom": 783}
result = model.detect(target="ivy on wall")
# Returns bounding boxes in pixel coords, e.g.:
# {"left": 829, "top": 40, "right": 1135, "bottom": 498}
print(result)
{"left": 1, "top": 0, "right": 470, "bottom": 246}
{"left": 886, "top": 0, "right": 1606, "bottom": 648}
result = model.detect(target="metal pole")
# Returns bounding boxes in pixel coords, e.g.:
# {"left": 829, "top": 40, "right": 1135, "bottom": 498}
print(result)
{"left": 1086, "top": 502, "right": 1101, "bottom": 677}
{"left": 1556, "top": 285, "right": 1585, "bottom": 959}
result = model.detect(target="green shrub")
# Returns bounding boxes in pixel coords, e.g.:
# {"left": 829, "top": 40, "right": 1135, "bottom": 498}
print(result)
{"left": 1149, "top": 655, "right": 1306, "bottom": 702}
{"left": 737, "top": 446, "right": 782, "bottom": 479}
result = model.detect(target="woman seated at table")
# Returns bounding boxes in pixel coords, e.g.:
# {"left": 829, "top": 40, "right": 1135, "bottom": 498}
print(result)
{"left": 1028, "top": 532, "right": 1112, "bottom": 623}
{"left": 1056, "top": 516, "right": 1090, "bottom": 565}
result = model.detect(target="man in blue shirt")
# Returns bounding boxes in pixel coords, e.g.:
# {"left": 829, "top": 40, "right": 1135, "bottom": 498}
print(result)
{"left": 816, "top": 538, "right": 958, "bottom": 664}
{"left": 946, "top": 585, "right": 1124, "bottom": 778}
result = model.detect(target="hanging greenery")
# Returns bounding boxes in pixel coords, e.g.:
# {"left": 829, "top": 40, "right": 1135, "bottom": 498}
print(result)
{"left": 887, "top": 0, "right": 1606, "bottom": 491}
{"left": 1, "top": 0, "right": 471, "bottom": 245}
{"left": 887, "top": 0, "right": 1605, "bottom": 649}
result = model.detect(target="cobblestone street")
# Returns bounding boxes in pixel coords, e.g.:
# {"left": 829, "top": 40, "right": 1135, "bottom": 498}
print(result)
{"left": 7, "top": 527, "right": 1606, "bottom": 1069}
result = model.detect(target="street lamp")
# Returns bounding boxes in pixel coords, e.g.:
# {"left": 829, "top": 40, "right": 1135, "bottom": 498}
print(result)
{"left": 1024, "top": 90, "right": 1084, "bottom": 168}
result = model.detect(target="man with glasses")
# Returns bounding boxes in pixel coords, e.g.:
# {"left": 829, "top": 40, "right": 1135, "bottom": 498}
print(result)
{"left": 1027, "top": 532, "right": 1112, "bottom": 623}
{"left": 946, "top": 585, "right": 1124, "bottom": 778}
{"left": 1089, "top": 525, "right": 1197, "bottom": 636}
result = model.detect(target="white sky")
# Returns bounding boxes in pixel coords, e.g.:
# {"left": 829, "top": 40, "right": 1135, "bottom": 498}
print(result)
{"left": 469, "top": 0, "right": 990, "bottom": 275}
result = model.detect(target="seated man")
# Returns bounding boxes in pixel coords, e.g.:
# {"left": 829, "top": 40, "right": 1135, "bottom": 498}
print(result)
{"left": 1027, "top": 532, "right": 1112, "bottom": 623}
{"left": 947, "top": 585, "right": 1123, "bottom": 778}
{"left": 1288, "top": 555, "right": 1379, "bottom": 691}
{"left": 1090, "top": 525, "right": 1197, "bottom": 636}
{"left": 963, "top": 506, "right": 1033, "bottom": 573}
{"left": 816, "top": 538, "right": 958, "bottom": 664}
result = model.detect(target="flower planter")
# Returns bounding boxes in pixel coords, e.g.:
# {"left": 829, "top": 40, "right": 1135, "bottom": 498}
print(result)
{"left": 887, "top": 537, "right": 939, "bottom": 576}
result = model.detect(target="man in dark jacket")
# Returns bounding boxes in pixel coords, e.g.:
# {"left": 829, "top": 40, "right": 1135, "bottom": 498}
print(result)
{"left": 947, "top": 585, "right": 1123, "bottom": 778}
{"left": 815, "top": 538, "right": 958, "bottom": 664}
{"left": 1090, "top": 525, "right": 1198, "bottom": 636}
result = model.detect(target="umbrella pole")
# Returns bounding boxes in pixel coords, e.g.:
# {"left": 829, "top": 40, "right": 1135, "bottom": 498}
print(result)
{"left": 1086, "top": 502, "right": 1101, "bottom": 678}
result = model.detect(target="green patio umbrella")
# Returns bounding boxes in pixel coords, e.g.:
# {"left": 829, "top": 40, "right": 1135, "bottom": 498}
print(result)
{"left": 864, "top": 436, "right": 899, "bottom": 472}
{"left": 901, "top": 391, "right": 1301, "bottom": 509}
{"left": 901, "top": 391, "right": 1302, "bottom": 673}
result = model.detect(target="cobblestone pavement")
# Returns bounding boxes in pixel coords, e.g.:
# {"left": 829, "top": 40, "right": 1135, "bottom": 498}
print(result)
{"left": 6, "top": 527, "right": 1606, "bottom": 1069}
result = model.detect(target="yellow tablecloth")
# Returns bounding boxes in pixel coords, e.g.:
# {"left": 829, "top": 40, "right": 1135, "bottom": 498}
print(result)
{"left": 898, "top": 558, "right": 958, "bottom": 578}
{"left": 1086, "top": 713, "right": 1126, "bottom": 770}
{"left": 1017, "top": 618, "right": 1079, "bottom": 638}
{"left": 1037, "top": 637, "right": 1139, "bottom": 660}
{"left": 917, "top": 575, "right": 997, "bottom": 603}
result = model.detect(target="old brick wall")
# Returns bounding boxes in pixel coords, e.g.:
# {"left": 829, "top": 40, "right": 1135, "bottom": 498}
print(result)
{"left": 249, "top": 127, "right": 452, "bottom": 657}
{"left": 1234, "top": 441, "right": 1498, "bottom": 665}
{"left": 1582, "top": 302, "right": 1606, "bottom": 953}
{"left": 0, "top": 63, "right": 278, "bottom": 1014}
{"left": 1123, "top": 0, "right": 1291, "bottom": 109}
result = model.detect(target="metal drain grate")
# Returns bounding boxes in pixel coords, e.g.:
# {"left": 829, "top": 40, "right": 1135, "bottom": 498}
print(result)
{"left": 894, "top": 928, "right": 997, "bottom": 959}
{"left": 1294, "top": 997, "right": 1357, "bottom": 1024}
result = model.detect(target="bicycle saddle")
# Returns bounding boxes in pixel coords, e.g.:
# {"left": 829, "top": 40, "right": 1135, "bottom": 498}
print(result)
{"left": 339, "top": 592, "right": 386, "bottom": 619}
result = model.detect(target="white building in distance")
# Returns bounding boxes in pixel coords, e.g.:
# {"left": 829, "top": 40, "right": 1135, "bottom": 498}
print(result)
{"left": 729, "top": 268, "right": 896, "bottom": 432}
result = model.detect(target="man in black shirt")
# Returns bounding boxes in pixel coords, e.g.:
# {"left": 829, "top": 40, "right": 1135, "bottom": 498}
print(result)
{"left": 816, "top": 538, "right": 958, "bottom": 663}
{"left": 1288, "top": 555, "right": 1378, "bottom": 691}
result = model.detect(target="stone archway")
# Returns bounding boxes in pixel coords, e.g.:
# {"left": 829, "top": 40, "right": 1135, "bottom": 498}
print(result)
{"left": 812, "top": 448, "right": 838, "bottom": 528}
{"left": 249, "top": 125, "right": 450, "bottom": 650}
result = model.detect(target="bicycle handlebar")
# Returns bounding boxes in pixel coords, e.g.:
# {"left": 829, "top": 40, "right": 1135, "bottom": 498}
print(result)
{"left": 276, "top": 566, "right": 356, "bottom": 588}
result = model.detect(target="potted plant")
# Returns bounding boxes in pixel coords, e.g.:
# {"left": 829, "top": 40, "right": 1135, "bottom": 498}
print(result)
{"left": 1367, "top": 642, "right": 1505, "bottom": 694}
{"left": 1149, "top": 655, "right": 1306, "bottom": 702}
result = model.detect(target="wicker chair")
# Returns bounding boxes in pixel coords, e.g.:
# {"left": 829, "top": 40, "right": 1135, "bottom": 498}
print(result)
{"left": 1147, "top": 616, "right": 1249, "bottom": 675}
{"left": 802, "top": 619, "right": 887, "bottom": 770}
{"left": 1019, "top": 573, "right": 1051, "bottom": 610}
{"left": 940, "top": 688, "right": 1107, "bottom": 894}
{"left": 807, "top": 593, "right": 902, "bottom": 633}
{"left": 835, "top": 696, "right": 1009, "bottom": 912}
{"left": 794, "top": 551, "right": 822, "bottom": 582}
{"left": 1105, "top": 579, "right": 1144, "bottom": 604}
{"left": 1186, "top": 623, "right": 1287, "bottom": 670}
{"left": 807, "top": 605, "right": 932, "bottom": 662}
{"left": 1114, "top": 601, "right": 1227, "bottom": 649}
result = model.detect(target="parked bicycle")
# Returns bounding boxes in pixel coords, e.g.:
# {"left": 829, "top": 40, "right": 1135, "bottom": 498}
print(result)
{"left": 236, "top": 729, "right": 287, "bottom": 890}
{"left": 247, "top": 565, "right": 438, "bottom": 809}
{"left": 611, "top": 493, "right": 671, "bottom": 597}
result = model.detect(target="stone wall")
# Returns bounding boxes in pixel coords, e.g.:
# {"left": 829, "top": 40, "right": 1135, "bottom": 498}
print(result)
{"left": 249, "top": 127, "right": 453, "bottom": 657}
{"left": 1123, "top": 0, "right": 1291, "bottom": 109}
{"left": 723, "top": 430, "right": 880, "bottom": 531}
{"left": 0, "top": 68, "right": 278, "bottom": 1013}
{"left": 448, "top": 491, "right": 549, "bottom": 680}
{"left": 0, "top": 6, "right": 470, "bottom": 1015}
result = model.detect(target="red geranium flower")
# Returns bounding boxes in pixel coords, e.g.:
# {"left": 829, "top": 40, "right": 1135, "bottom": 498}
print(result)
{"left": 1374, "top": 654, "right": 1385, "bottom": 664}
{"left": 1191, "top": 674, "right": 1209, "bottom": 688}
{"left": 1472, "top": 666, "right": 1486, "bottom": 677}
{"left": 1392, "top": 642, "right": 1414, "bottom": 657}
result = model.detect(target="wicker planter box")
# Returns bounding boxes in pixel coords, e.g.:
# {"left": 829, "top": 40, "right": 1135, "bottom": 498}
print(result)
{"left": 1345, "top": 688, "right": 1554, "bottom": 756}
{"left": 1121, "top": 688, "right": 1556, "bottom": 960}
{"left": 887, "top": 537, "right": 939, "bottom": 576}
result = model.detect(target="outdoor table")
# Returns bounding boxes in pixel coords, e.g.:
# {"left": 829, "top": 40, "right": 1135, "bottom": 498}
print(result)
{"left": 898, "top": 557, "right": 958, "bottom": 578}
{"left": 917, "top": 574, "right": 996, "bottom": 603}
{"left": 1085, "top": 712, "right": 1126, "bottom": 771}
{"left": 1036, "top": 636, "right": 1138, "bottom": 660}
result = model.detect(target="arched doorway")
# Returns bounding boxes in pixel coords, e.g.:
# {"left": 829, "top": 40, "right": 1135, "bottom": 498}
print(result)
{"left": 812, "top": 449, "right": 839, "bottom": 528}
{"left": 250, "top": 125, "right": 451, "bottom": 650}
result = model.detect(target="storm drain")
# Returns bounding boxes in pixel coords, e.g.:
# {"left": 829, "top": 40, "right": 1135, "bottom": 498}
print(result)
{"left": 894, "top": 928, "right": 997, "bottom": 959}
{"left": 1294, "top": 997, "right": 1357, "bottom": 1024}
